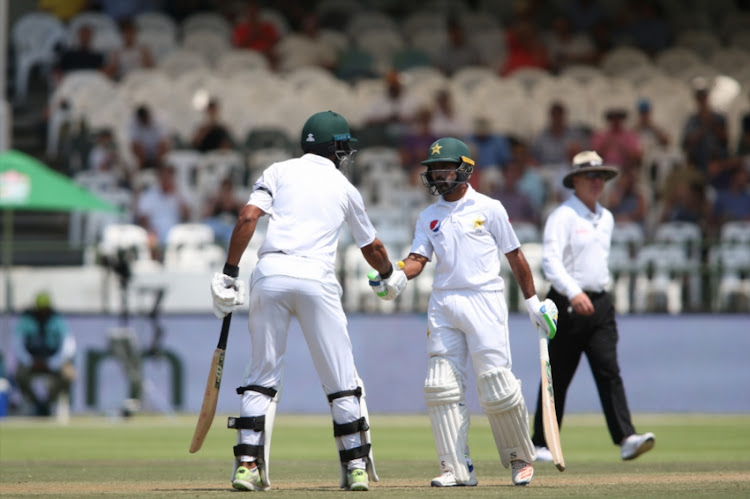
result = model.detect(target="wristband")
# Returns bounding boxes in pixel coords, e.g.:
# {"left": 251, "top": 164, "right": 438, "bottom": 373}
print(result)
{"left": 223, "top": 262, "right": 240, "bottom": 278}
{"left": 380, "top": 263, "right": 394, "bottom": 280}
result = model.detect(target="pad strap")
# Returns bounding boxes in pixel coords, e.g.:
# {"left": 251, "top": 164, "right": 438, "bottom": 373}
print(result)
{"left": 333, "top": 416, "right": 369, "bottom": 437}
{"left": 227, "top": 416, "right": 265, "bottom": 431}
{"left": 327, "top": 387, "right": 362, "bottom": 403}
{"left": 237, "top": 385, "right": 278, "bottom": 397}
{"left": 338, "top": 443, "right": 371, "bottom": 462}
{"left": 233, "top": 443, "right": 263, "bottom": 457}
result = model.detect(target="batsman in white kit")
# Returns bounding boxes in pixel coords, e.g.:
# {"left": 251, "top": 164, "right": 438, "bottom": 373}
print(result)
{"left": 369, "top": 137, "right": 557, "bottom": 487}
{"left": 210, "top": 111, "right": 397, "bottom": 492}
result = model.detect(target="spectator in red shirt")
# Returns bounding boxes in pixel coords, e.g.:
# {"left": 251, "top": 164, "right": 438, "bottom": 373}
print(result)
{"left": 591, "top": 108, "right": 642, "bottom": 171}
{"left": 501, "top": 17, "right": 550, "bottom": 76}
{"left": 231, "top": 0, "right": 280, "bottom": 68}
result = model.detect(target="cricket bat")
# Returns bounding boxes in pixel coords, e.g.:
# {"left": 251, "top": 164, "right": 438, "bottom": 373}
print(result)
{"left": 538, "top": 318, "right": 566, "bottom": 472}
{"left": 189, "top": 313, "right": 232, "bottom": 453}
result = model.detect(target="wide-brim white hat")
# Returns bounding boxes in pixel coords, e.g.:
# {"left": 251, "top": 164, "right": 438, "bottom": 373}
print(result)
{"left": 563, "top": 151, "right": 619, "bottom": 188}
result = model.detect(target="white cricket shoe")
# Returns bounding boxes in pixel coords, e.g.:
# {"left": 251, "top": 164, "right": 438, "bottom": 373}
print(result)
{"left": 430, "top": 470, "right": 478, "bottom": 487}
{"left": 511, "top": 460, "right": 534, "bottom": 486}
{"left": 620, "top": 432, "right": 655, "bottom": 460}
{"left": 534, "top": 446, "right": 554, "bottom": 462}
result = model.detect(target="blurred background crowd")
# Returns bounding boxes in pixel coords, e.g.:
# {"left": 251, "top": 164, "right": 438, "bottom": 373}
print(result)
{"left": 4, "top": 0, "right": 750, "bottom": 314}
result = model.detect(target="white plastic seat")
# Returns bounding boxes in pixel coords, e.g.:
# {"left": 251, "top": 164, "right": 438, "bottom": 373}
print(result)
{"left": 181, "top": 12, "right": 231, "bottom": 40}
{"left": 135, "top": 11, "right": 178, "bottom": 39}
{"left": 675, "top": 30, "right": 721, "bottom": 61}
{"left": 513, "top": 222, "right": 541, "bottom": 244}
{"left": 408, "top": 31, "right": 448, "bottom": 62}
{"left": 401, "top": 11, "right": 446, "bottom": 39}
{"left": 216, "top": 49, "right": 270, "bottom": 76}
{"left": 632, "top": 244, "right": 688, "bottom": 314}
{"left": 260, "top": 8, "right": 290, "bottom": 35}
{"left": 181, "top": 30, "right": 231, "bottom": 64}
{"left": 162, "top": 223, "right": 225, "bottom": 270}
{"left": 601, "top": 46, "right": 651, "bottom": 77}
{"left": 12, "top": 12, "right": 67, "bottom": 104}
{"left": 158, "top": 49, "right": 210, "bottom": 78}
{"left": 654, "top": 47, "right": 703, "bottom": 76}
{"left": 346, "top": 11, "right": 399, "bottom": 39}
{"left": 608, "top": 244, "right": 636, "bottom": 314}
{"left": 341, "top": 243, "right": 397, "bottom": 314}
{"left": 136, "top": 30, "right": 177, "bottom": 64}
{"left": 709, "top": 244, "right": 750, "bottom": 312}
{"left": 67, "top": 12, "right": 123, "bottom": 53}
{"left": 720, "top": 221, "right": 750, "bottom": 246}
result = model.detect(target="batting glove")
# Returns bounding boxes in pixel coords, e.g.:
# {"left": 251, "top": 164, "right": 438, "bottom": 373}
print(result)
{"left": 525, "top": 295, "right": 558, "bottom": 339}
{"left": 210, "top": 270, "right": 246, "bottom": 319}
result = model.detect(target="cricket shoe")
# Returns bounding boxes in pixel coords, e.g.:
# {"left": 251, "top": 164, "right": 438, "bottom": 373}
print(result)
{"left": 430, "top": 469, "right": 478, "bottom": 487}
{"left": 233, "top": 466, "right": 267, "bottom": 491}
{"left": 621, "top": 432, "right": 655, "bottom": 460}
{"left": 534, "top": 446, "right": 554, "bottom": 462}
{"left": 346, "top": 468, "right": 369, "bottom": 491}
{"left": 511, "top": 460, "right": 534, "bottom": 486}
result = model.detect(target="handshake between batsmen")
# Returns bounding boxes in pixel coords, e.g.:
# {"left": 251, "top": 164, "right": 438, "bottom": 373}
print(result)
{"left": 367, "top": 261, "right": 408, "bottom": 301}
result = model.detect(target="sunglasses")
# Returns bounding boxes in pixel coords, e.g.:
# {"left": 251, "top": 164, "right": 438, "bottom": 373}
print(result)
{"left": 581, "top": 171, "right": 608, "bottom": 180}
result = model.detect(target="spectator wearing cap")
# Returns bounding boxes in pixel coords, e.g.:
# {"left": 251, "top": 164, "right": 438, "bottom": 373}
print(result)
{"left": 591, "top": 107, "right": 642, "bottom": 171}
{"left": 681, "top": 86, "right": 728, "bottom": 177}
{"left": 632, "top": 98, "right": 670, "bottom": 151}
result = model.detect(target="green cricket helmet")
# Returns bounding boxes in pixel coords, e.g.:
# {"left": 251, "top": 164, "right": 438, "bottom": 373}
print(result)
{"left": 300, "top": 110, "right": 358, "bottom": 170}
{"left": 420, "top": 137, "right": 475, "bottom": 196}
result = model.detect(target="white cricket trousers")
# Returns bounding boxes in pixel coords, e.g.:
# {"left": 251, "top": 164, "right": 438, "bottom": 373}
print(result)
{"left": 240, "top": 275, "right": 362, "bottom": 450}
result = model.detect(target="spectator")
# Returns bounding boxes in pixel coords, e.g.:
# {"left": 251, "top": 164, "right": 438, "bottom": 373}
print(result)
{"left": 602, "top": 166, "right": 649, "bottom": 226}
{"left": 88, "top": 128, "right": 131, "bottom": 188}
{"left": 203, "top": 176, "right": 246, "bottom": 246}
{"left": 681, "top": 85, "right": 729, "bottom": 177}
{"left": 711, "top": 164, "right": 750, "bottom": 227}
{"left": 52, "top": 24, "right": 109, "bottom": 84}
{"left": 564, "top": 0, "right": 607, "bottom": 33}
{"left": 591, "top": 107, "right": 642, "bottom": 171}
{"left": 531, "top": 101, "right": 588, "bottom": 166}
{"left": 736, "top": 113, "right": 750, "bottom": 157}
{"left": 545, "top": 13, "right": 598, "bottom": 73}
{"left": 429, "top": 89, "right": 470, "bottom": 138}
{"left": 659, "top": 167, "right": 710, "bottom": 232}
{"left": 191, "top": 98, "right": 234, "bottom": 152}
{"left": 12, "top": 292, "right": 76, "bottom": 417}
{"left": 465, "top": 116, "right": 512, "bottom": 193}
{"left": 512, "top": 139, "right": 547, "bottom": 213}
{"left": 232, "top": 0, "right": 281, "bottom": 69}
{"left": 501, "top": 17, "right": 550, "bottom": 76}
{"left": 490, "top": 160, "right": 539, "bottom": 225}
{"left": 399, "top": 107, "right": 439, "bottom": 187}
{"left": 129, "top": 104, "right": 171, "bottom": 170}
{"left": 632, "top": 98, "right": 670, "bottom": 151}
{"left": 135, "top": 163, "right": 191, "bottom": 258}
{"left": 363, "top": 69, "right": 420, "bottom": 146}
{"left": 106, "top": 18, "right": 155, "bottom": 81}
{"left": 434, "top": 19, "right": 481, "bottom": 76}
{"left": 275, "top": 13, "right": 336, "bottom": 72}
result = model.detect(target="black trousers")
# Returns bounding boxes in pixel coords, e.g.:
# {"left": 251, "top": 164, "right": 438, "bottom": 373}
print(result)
{"left": 531, "top": 288, "right": 635, "bottom": 446}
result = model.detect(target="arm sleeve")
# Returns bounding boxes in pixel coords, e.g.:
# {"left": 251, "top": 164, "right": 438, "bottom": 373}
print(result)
{"left": 12, "top": 316, "right": 33, "bottom": 366}
{"left": 490, "top": 201, "right": 521, "bottom": 254}
{"left": 541, "top": 208, "right": 583, "bottom": 299}
{"left": 247, "top": 167, "right": 276, "bottom": 213}
{"left": 345, "top": 184, "right": 377, "bottom": 248}
{"left": 410, "top": 216, "right": 433, "bottom": 260}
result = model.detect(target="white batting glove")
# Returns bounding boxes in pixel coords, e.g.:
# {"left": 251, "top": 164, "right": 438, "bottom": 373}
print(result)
{"left": 368, "top": 265, "right": 408, "bottom": 301}
{"left": 210, "top": 272, "right": 246, "bottom": 319}
{"left": 525, "top": 295, "right": 558, "bottom": 339}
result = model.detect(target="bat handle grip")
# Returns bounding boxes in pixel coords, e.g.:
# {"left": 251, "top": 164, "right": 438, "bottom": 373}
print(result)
{"left": 217, "top": 313, "right": 232, "bottom": 350}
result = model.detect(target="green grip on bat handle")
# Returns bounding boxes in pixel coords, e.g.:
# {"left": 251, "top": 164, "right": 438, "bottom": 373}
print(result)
{"left": 543, "top": 311, "right": 557, "bottom": 340}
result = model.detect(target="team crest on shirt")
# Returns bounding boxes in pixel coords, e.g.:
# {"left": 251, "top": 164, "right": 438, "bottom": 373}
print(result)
{"left": 473, "top": 217, "right": 485, "bottom": 233}
{"left": 430, "top": 219, "right": 441, "bottom": 233}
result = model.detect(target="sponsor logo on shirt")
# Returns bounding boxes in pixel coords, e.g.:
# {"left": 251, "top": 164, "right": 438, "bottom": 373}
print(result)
{"left": 430, "top": 219, "right": 441, "bottom": 233}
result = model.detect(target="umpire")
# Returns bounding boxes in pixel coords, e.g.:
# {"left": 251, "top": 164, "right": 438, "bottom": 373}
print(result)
{"left": 531, "top": 151, "right": 655, "bottom": 462}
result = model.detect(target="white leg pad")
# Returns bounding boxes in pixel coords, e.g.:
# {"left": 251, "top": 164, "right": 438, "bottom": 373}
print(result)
{"left": 476, "top": 368, "right": 535, "bottom": 468}
{"left": 230, "top": 387, "right": 281, "bottom": 488}
{"left": 424, "top": 357, "right": 471, "bottom": 483}
{"left": 331, "top": 376, "right": 379, "bottom": 489}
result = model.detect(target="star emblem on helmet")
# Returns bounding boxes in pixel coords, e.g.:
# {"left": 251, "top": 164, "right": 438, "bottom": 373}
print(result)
{"left": 431, "top": 143, "right": 442, "bottom": 155}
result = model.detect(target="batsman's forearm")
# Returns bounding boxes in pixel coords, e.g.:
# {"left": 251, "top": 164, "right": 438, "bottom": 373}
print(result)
{"left": 225, "top": 205, "right": 263, "bottom": 266}
{"left": 360, "top": 237, "right": 392, "bottom": 276}
{"left": 507, "top": 248, "right": 537, "bottom": 299}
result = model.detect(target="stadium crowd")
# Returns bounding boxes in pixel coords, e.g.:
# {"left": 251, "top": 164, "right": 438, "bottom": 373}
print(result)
{"left": 8, "top": 0, "right": 750, "bottom": 313}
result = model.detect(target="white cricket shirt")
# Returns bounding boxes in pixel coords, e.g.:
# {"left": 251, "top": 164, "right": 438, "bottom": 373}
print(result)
{"left": 410, "top": 185, "right": 520, "bottom": 291}
{"left": 248, "top": 154, "right": 377, "bottom": 277}
{"left": 542, "top": 194, "right": 613, "bottom": 299}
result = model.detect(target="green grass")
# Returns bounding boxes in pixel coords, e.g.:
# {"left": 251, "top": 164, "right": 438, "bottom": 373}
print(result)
{"left": 1, "top": 413, "right": 749, "bottom": 497}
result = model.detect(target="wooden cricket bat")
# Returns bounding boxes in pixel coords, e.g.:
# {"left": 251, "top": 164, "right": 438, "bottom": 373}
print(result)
{"left": 189, "top": 314, "right": 232, "bottom": 453}
{"left": 538, "top": 327, "right": 566, "bottom": 471}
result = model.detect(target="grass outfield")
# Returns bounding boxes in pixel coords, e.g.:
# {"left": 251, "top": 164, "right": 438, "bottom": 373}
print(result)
{"left": 1, "top": 413, "right": 749, "bottom": 497}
